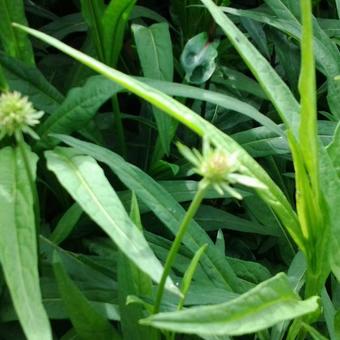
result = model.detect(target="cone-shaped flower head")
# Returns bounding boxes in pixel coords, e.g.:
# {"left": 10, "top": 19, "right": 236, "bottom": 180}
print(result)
{"left": 178, "top": 138, "right": 266, "bottom": 199}
{"left": 0, "top": 91, "right": 44, "bottom": 140}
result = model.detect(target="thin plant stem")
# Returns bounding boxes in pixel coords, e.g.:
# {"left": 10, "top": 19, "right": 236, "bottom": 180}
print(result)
{"left": 111, "top": 96, "right": 127, "bottom": 157}
{"left": 0, "top": 64, "right": 8, "bottom": 91}
{"left": 153, "top": 184, "right": 208, "bottom": 314}
{"left": 15, "top": 131, "right": 40, "bottom": 233}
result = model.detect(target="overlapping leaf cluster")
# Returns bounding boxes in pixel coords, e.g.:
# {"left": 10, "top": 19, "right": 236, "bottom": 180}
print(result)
{"left": 0, "top": 0, "right": 339, "bottom": 339}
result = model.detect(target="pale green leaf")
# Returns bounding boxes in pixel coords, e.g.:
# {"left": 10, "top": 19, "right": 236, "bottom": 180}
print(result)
{"left": 0, "top": 146, "right": 51, "bottom": 340}
{"left": 141, "top": 273, "right": 319, "bottom": 336}
{"left": 45, "top": 147, "right": 178, "bottom": 294}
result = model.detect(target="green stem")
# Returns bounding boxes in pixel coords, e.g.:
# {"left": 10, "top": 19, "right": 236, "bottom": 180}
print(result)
{"left": 15, "top": 132, "right": 40, "bottom": 233}
{"left": 153, "top": 185, "right": 208, "bottom": 314}
{"left": 111, "top": 96, "right": 126, "bottom": 157}
{"left": 0, "top": 63, "right": 8, "bottom": 91}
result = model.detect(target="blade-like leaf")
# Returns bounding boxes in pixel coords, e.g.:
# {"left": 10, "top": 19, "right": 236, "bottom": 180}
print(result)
{"left": 0, "top": 0, "right": 34, "bottom": 64}
{"left": 45, "top": 147, "right": 178, "bottom": 294}
{"left": 0, "top": 53, "right": 64, "bottom": 113}
{"left": 0, "top": 146, "right": 52, "bottom": 340}
{"left": 80, "top": 0, "right": 105, "bottom": 61}
{"left": 327, "top": 122, "right": 340, "bottom": 177}
{"left": 133, "top": 23, "right": 176, "bottom": 156}
{"left": 37, "top": 75, "right": 121, "bottom": 148}
{"left": 53, "top": 252, "right": 121, "bottom": 340}
{"left": 319, "top": 144, "right": 340, "bottom": 282}
{"left": 50, "top": 203, "right": 83, "bottom": 245}
{"left": 102, "top": 0, "right": 136, "bottom": 66}
{"left": 141, "top": 273, "right": 319, "bottom": 336}
{"left": 200, "top": 0, "right": 300, "bottom": 136}
{"left": 117, "top": 194, "right": 157, "bottom": 340}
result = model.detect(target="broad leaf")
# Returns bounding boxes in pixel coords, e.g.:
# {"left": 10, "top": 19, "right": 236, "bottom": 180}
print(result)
{"left": 37, "top": 75, "right": 121, "bottom": 148}
{"left": 0, "top": 146, "right": 52, "bottom": 340}
{"left": 141, "top": 273, "right": 319, "bottom": 336}
{"left": 180, "top": 32, "right": 219, "bottom": 84}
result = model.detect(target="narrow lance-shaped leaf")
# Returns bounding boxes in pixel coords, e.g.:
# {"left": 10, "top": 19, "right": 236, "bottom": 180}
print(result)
{"left": 0, "top": 0, "right": 35, "bottom": 64}
{"left": 53, "top": 251, "right": 121, "bottom": 340}
{"left": 299, "top": 0, "right": 318, "bottom": 185}
{"left": 0, "top": 53, "right": 64, "bottom": 113}
{"left": 80, "top": 0, "right": 105, "bottom": 61}
{"left": 36, "top": 75, "right": 121, "bottom": 149}
{"left": 141, "top": 273, "right": 319, "bottom": 336}
{"left": 50, "top": 203, "right": 83, "bottom": 245}
{"left": 177, "top": 244, "right": 208, "bottom": 310}
{"left": 132, "top": 23, "right": 176, "bottom": 157}
{"left": 45, "top": 147, "right": 178, "bottom": 294}
{"left": 102, "top": 0, "right": 136, "bottom": 67}
{"left": 319, "top": 143, "right": 340, "bottom": 282}
{"left": 0, "top": 146, "right": 52, "bottom": 340}
{"left": 327, "top": 122, "right": 340, "bottom": 177}
{"left": 117, "top": 193, "right": 157, "bottom": 340}
{"left": 199, "top": 0, "right": 300, "bottom": 137}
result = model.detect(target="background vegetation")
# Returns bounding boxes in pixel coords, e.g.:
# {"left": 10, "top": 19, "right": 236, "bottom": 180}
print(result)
{"left": 0, "top": 0, "right": 339, "bottom": 339}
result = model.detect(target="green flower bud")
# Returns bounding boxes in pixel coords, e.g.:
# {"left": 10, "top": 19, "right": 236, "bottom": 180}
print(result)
{"left": 178, "top": 138, "right": 266, "bottom": 198}
{"left": 0, "top": 91, "right": 44, "bottom": 140}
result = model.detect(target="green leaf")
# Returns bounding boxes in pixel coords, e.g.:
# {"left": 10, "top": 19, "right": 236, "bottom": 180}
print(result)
{"left": 200, "top": 0, "right": 300, "bottom": 136}
{"left": 50, "top": 203, "right": 83, "bottom": 245}
{"left": 142, "top": 273, "right": 319, "bottom": 336}
{"left": 335, "top": 312, "right": 340, "bottom": 339}
{"left": 319, "top": 144, "right": 340, "bottom": 282}
{"left": 80, "top": 0, "right": 105, "bottom": 61}
{"left": 196, "top": 205, "right": 281, "bottom": 236}
{"left": 181, "top": 32, "right": 219, "bottom": 85}
{"left": 177, "top": 244, "right": 208, "bottom": 310}
{"left": 302, "top": 323, "right": 329, "bottom": 340}
{"left": 53, "top": 252, "right": 121, "bottom": 340}
{"left": 0, "top": 0, "right": 34, "bottom": 64}
{"left": 140, "top": 78, "right": 282, "bottom": 135}
{"left": 132, "top": 23, "right": 176, "bottom": 156}
{"left": 0, "top": 53, "right": 64, "bottom": 113}
{"left": 41, "top": 13, "right": 87, "bottom": 40}
{"left": 133, "top": 23, "right": 173, "bottom": 82}
{"left": 102, "top": 0, "right": 136, "bottom": 66}
{"left": 327, "top": 122, "right": 340, "bottom": 177}
{"left": 45, "top": 147, "right": 178, "bottom": 294}
{"left": 37, "top": 75, "right": 121, "bottom": 149}
{"left": 222, "top": 1, "right": 340, "bottom": 119}
{"left": 293, "top": 0, "right": 329, "bottom": 296}
{"left": 117, "top": 194, "right": 157, "bottom": 340}
{"left": 0, "top": 146, "right": 52, "bottom": 340}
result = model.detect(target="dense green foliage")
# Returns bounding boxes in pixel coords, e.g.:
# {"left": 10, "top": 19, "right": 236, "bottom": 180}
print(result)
{"left": 0, "top": 0, "right": 339, "bottom": 339}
